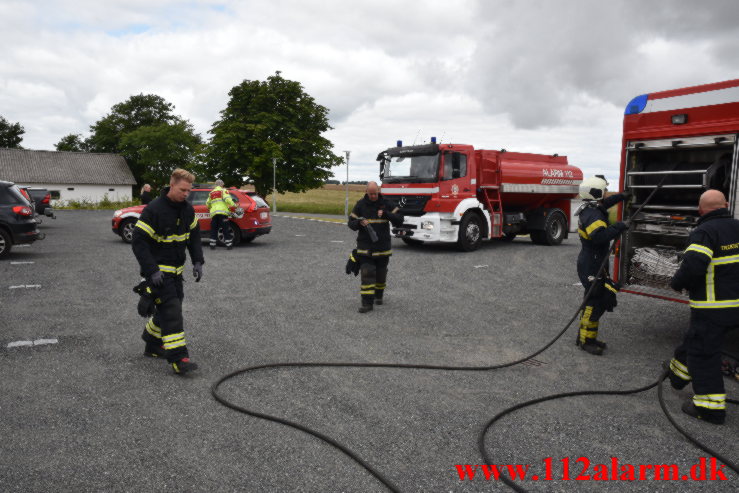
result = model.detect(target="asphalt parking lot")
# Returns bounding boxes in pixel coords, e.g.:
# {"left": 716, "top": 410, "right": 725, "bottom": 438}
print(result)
{"left": 1, "top": 210, "right": 737, "bottom": 492}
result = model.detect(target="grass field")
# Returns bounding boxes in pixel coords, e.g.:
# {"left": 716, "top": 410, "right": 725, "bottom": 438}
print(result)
{"left": 263, "top": 184, "right": 367, "bottom": 215}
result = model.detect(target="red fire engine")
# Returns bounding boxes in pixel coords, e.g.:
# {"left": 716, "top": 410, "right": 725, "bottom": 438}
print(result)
{"left": 378, "top": 140, "right": 583, "bottom": 251}
{"left": 616, "top": 79, "right": 739, "bottom": 303}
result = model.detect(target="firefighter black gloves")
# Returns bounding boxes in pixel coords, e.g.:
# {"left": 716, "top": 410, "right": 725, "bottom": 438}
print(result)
{"left": 193, "top": 262, "right": 203, "bottom": 282}
{"left": 149, "top": 270, "right": 164, "bottom": 287}
{"left": 615, "top": 221, "right": 630, "bottom": 232}
{"left": 621, "top": 190, "right": 633, "bottom": 201}
{"left": 133, "top": 280, "right": 156, "bottom": 317}
{"left": 345, "top": 250, "right": 360, "bottom": 276}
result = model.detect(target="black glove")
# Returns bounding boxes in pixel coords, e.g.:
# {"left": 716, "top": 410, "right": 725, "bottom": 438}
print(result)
{"left": 133, "top": 280, "right": 156, "bottom": 317}
{"left": 621, "top": 190, "right": 633, "bottom": 201}
{"left": 615, "top": 221, "right": 629, "bottom": 232}
{"left": 193, "top": 262, "right": 203, "bottom": 282}
{"left": 149, "top": 270, "right": 164, "bottom": 287}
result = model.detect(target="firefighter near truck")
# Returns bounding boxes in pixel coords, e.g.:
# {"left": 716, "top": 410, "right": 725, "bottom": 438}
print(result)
{"left": 377, "top": 139, "right": 583, "bottom": 251}
{"left": 615, "top": 79, "right": 739, "bottom": 303}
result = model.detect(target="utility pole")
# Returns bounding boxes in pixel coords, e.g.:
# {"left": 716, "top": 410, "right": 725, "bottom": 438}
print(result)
{"left": 343, "top": 150, "right": 351, "bottom": 218}
{"left": 272, "top": 157, "right": 277, "bottom": 213}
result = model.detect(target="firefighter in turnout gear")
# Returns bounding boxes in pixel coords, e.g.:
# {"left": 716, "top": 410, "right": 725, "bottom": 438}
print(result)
{"left": 132, "top": 168, "right": 205, "bottom": 375}
{"left": 667, "top": 189, "right": 739, "bottom": 425}
{"left": 348, "top": 181, "right": 404, "bottom": 313}
{"left": 575, "top": 176, "right": 630, "bottom": 355}
{"left": 206, "top": 179, "right": 236, "bottom": 250}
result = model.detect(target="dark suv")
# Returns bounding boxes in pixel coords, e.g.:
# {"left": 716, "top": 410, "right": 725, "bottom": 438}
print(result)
{"left": 27, "top": 187, "right": 56, "bottom": 218}
{"left": 0, "top": 181, "right": 44, "bottom": 259}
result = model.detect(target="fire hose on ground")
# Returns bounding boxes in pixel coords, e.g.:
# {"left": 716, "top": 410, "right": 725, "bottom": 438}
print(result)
{"left": 211, "top": 179, "right": 737, "bottom": 492}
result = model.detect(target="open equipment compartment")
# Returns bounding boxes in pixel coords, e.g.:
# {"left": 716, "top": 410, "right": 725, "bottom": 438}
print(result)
{"left": 619, "top": 134, "right": 738, "bottom": 296}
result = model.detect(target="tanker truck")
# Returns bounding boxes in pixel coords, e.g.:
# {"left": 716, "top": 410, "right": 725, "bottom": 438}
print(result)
{"left": 378, "top": 139, "right": 584, "bottom": 251}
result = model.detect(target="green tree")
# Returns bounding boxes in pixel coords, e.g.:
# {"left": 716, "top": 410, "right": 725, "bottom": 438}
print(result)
{"left": 206, "top": 72, "right": 342, "bottom": 198}
{"left": 0, "top": 115, "right": 25, "bottom": 148}
{"left": 55, "top": 133, "right": 86, "bottom": 152}
{"left": 86, "top": 94, "right": 200, "bottom": 187}
{"left": 119, "top": 121, "right": 203, "bottom": 188}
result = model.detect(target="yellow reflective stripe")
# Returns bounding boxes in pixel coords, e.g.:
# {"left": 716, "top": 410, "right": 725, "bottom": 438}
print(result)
{"left": 162, "top": 332, "right": 186, "bottom": 350}
{"left": 146, "top": 319, "right": 161, "bottom": 338}
{"left": 158, "top": 264, "right": 185, "bottom": 275}
{"left": 376, "top": 283, "right": 387, "bottom": 289}
{"left": 578, "top": 328, "right": 598, "bottom": 343}
{"left": 689, "top": 298, "right": 739, "bottom": 308}
{"left": 693, "top": 394, "right": 726, "bottom": 410}
{"left": 356, "top": 249, "right": 369, "bottom": 254}
{"left": 710, "top": 253, "right": 739, "bottom": 265}
{"left": 581, "top": 306, "right": 593, "bottom": 324}
{"left": 585, "top": 220, "right": 607, "bottom": 236}
{"left": 706, "top": 263, "right": 716, "bottom": 301}
{"left": 135, "top": 220, "right": 157, "bottom": 238}
{"left": 366, "top": 219, "right": 389, "bottom": 223}
{"left": 349, "top": 255, "right": 356, "bottom": 262}
{"left": 372, "top": 250, "right": 392, "bottom": 256}
{"left": 360, "top": 284, "right": 375, "bottom": 289}
{"left": 578, "top": 228, "right": 589, "bottom": 240}
{"left": 669, "top": 358, "right": 691, "bottom": 381}
{"left": 685, "top": 244, "right": 713, "bottom": 258}
{"left": 190, "top": 217, "right": 198, "bottom": 229}
{"left": 586, "top": 320, "right": 599, "bottom": 329}
{"left": 604, "top": 283, "right": 618, "bottom": 294}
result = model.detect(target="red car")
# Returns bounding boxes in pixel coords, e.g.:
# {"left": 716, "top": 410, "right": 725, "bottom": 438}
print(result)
{"left": 112, "top": 187, "right": 272, "bottom": 245}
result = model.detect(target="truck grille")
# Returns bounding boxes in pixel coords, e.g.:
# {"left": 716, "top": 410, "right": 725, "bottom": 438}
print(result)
{"left": 382, "top": 195, "right": 430, "bottom": 216}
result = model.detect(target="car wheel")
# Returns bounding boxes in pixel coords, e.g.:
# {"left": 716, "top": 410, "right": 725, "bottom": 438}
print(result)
{"left": 0, "top": 228, "right": 12, "bottom": 259}
{"left": 119, "top": 219, "right": 136, "bottom": 244}
{"left": 401, "top": 237, "right": 424, "bottom": 246}
{"left": 217, "top": 222, "right": 241, "bottom": 246}
{"left": 457, "top": 212, "right": 483, "bottom": 251}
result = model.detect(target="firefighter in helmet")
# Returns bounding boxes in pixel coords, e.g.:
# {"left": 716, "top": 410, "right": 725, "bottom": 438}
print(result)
{"left": 666, "top": 189, "right": 739, "bottom": 425}
{"left": 348, "top": 181, "right": 404, "bottom": 313}
{"left": 132, "top": 168, "right": 204, "bottom": 375}
{"left": 575, "top": 175, "right": 630, "bottom": 355}
{"left": 206, "top": 179, "right": 236, "bottom": 250}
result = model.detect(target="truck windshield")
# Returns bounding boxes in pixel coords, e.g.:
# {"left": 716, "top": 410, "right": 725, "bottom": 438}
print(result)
{"left": 383, "top": 154, "right": 439, "bottom": 183}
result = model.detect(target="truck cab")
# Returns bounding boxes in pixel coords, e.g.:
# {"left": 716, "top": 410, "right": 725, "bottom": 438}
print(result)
{"left": 616, "top": 79, "right": 739, "bottom": 302}
{"left": 378, "top": 140, "right": 582, "bottom": 251}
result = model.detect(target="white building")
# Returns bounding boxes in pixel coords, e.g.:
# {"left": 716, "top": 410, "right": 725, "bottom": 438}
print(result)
{"left": 0, "top": 148, "right": 136, "bottom": 204}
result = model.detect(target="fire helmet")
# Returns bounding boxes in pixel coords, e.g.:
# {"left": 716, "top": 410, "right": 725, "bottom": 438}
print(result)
{"left": 579, "top": 175, "right": 609, "bottom": 201}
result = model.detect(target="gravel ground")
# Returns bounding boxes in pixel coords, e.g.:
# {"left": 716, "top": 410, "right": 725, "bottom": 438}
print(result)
{"left": 0, "top": 210, "right": 737, "bottom": 492}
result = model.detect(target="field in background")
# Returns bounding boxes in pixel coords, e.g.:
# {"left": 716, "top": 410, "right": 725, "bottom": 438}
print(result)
{"left": 261, "top": 184, "right": 367, "bottom": 215}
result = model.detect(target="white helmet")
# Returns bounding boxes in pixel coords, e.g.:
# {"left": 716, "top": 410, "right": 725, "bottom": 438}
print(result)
{"left": 579, "top": 175, "right": 609, "bottom": 201}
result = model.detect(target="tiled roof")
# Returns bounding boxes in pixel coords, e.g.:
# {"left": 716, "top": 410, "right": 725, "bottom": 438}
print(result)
{"left": 0, "top": 148, "right": 136, "bottom": 185}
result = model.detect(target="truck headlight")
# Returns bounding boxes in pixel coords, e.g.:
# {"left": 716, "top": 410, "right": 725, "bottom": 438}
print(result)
{"left": 421, "top": 221, "right": 434, "bottom": 230}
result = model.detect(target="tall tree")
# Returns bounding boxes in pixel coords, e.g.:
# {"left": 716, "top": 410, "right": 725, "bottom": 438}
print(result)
{"left": 119, "top": 121, "right": 203, "bottom": 188}
{"left": 86, "top": 94, "right": 201, "bottom": 187}
{"left": 206, "top": 72, "right": 342, "bottom": 198}
{"left": 55, "top": 133, "right": 87, "bottom": 152}
{"left": 0, "top": 116, "right": 25, "bottom": 148}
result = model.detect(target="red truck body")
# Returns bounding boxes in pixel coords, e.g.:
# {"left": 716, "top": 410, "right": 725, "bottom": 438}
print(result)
{"left": 616, "top": 79, "right": 739, "bottom": 302}
{"left": 378, "top": 141, "right": 583, "bottom": 250}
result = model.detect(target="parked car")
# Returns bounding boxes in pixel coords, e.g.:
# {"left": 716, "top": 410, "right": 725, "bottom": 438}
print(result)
{"left": 0, "top": 181, "right": 44, "bottom": 259}
{"left": 112, "top": 187, "right": 272, "bottom": 245}
{"left": 27, "top": 188, "right": 56, "bottom": 219}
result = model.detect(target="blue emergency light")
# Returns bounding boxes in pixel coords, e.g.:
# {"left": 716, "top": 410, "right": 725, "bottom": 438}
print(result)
{"left": 625, "top": 94, "right": 649, "bottom": 115}
{"left": 431, "top": 136, "right": 437, "bottom": 143}
{"left": 397, "top": 140, "right": 402, "bottom": 147}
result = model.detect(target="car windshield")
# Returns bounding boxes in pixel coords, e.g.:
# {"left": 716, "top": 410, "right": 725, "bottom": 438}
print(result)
{"left": 383, "top": 153, "right": 439, "bottom": 183}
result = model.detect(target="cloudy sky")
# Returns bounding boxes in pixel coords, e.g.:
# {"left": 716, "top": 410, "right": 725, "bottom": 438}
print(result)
{"left": 2, "top": 0, "right": 739, "bottom": 184}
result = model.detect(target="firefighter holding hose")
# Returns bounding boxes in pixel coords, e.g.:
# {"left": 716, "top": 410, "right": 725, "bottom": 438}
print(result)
{"left": 575, "top": 176, "right": 630, "bottom": 355}
{"left": 348, "top": 181, "right": 404, "bottom": 313}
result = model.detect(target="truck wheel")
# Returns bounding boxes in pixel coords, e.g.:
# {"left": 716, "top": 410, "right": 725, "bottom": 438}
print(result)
{"left": 0, "top": 228, "right": 11, "bottom": 259}
{"left": 457, "top": 213, "right": 483, "bottom": 251}
{"left": 119, "top": 219, "right": 136, "bottom": 244}
{"left": 531, "top": 210, "right": 566, "bottom": 246}
{"left": 401, "top": 237, "right": 424, "bottom": 246}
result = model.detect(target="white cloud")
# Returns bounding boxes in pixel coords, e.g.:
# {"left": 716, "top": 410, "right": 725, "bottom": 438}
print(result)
{"left": 1, "top": 0, "right": 739, "bottom": 185}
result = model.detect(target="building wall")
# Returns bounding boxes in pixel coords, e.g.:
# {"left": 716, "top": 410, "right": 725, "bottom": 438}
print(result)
{"left": 16, "top": 183, "right": 133, "bottom": 204}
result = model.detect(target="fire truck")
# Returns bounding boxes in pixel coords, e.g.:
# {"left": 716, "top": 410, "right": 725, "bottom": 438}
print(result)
{"left": 377, "top": 140, "right": 583, "bottom": 251}
{"left": 615, "top": 79, "right": 739, "bottom": 303}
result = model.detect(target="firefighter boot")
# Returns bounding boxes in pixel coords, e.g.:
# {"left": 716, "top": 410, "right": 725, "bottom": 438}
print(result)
{"left": 681, "top": 400, "right": 725, "bottom": 425}
{"left": 172, "top": 357, "right": 199, "bottom": 375}
{"left": 144, "top": 343, "right": 165, "bottom": 358}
